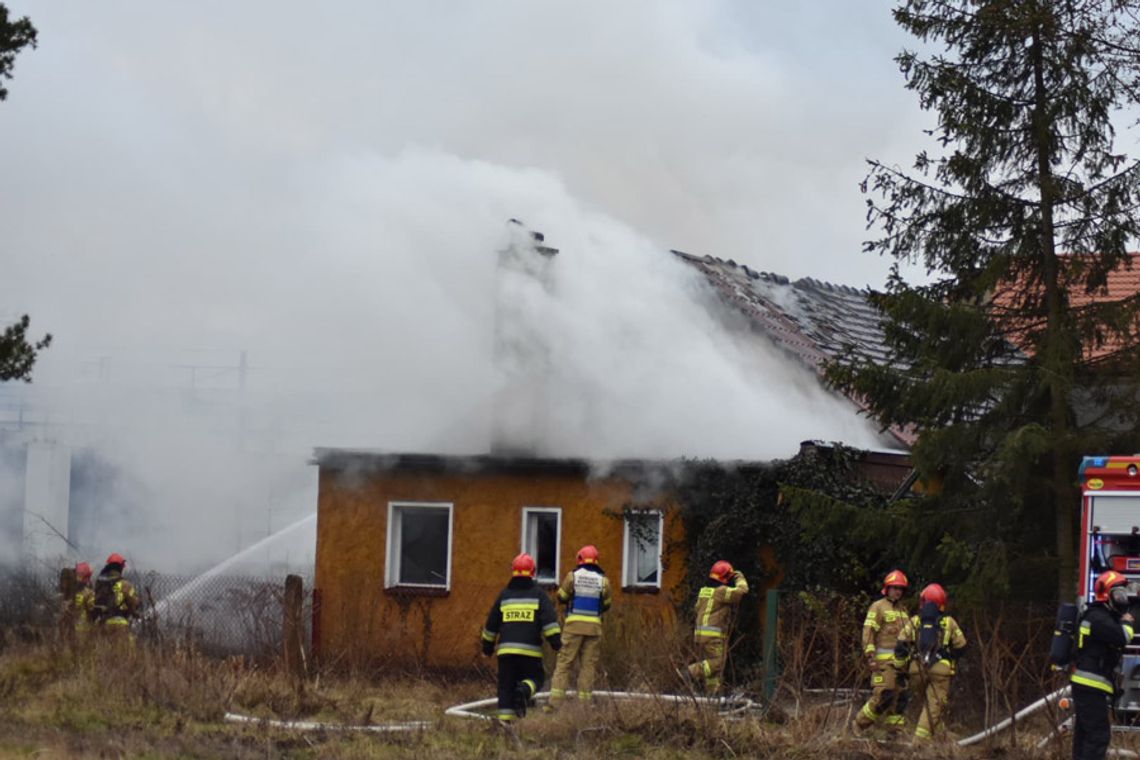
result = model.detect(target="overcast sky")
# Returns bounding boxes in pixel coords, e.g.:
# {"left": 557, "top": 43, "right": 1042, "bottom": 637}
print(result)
{"left": 0, "top": 2, "right": 931, "bottom": 570}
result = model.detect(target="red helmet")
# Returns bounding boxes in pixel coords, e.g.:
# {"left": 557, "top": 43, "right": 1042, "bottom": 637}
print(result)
{"left": 881, "top": 570, "right": 909, "bottom": 595}
{"left": 1095, "top": 570, "right": 1128, "bottom": 602}
{"left": 106, "top": 552, "right": 126, "bottom": 567}
{"left": 511, "top": 553, "right": 536, "bottom": 578}
{"left": 576, "top": 545, "right": 599, "bottom": 565}
{"left": 920, "top": 583, "right": 949, "bottom": 611}
{"left": 75, "top": 562, "right": 92, "bottom": 582}
{"left": 709, "top": 560, "right": 734, "bottom": 584}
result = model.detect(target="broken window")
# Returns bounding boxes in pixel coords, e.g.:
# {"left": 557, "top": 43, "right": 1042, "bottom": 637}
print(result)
{"left": 522, "top": 507, "right": 561, "bottom": 584}
{"left": 387, "top": 502, "right": 452, "bottom": 588}
{"left": 623, "top": 510, "right": 663, "bottom": 588}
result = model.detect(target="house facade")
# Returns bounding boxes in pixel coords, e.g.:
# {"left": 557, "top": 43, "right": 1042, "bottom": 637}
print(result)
{"left": 312, "top": 450, "right": 698, "bottom": 669}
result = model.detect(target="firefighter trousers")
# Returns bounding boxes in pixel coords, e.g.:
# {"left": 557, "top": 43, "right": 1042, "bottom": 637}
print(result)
{"left": 496, "top": 654, "right": 545, "bottom": 722}
{"left": 855, "top": 661, "right": 905, "bottom": 731}
{"left": 912, "top": 663, "right": 952, "bottom": 740}
{"left": 1072, "top": 683, "right": 1112, "bottom": 760}
{"left": 549, "top": 631, "right": 601, "bottom": 706}
{"left": 687, "top": 636, "right": 726, "bottom": 693}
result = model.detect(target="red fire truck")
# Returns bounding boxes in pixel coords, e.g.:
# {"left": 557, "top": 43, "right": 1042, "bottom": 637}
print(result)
{"left": 1078, "top": 456, "right": 1140, "bottom": 713}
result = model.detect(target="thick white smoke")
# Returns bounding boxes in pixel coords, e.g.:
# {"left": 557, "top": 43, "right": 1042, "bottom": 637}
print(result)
{"left": 0, "top": 3, "right": 909, "bottom": 573}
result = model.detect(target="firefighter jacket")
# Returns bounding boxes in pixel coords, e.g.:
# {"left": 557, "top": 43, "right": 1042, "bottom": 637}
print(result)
{"left": 93, "top": 569, "right": 140, "bottom": 626}
{"left": 481, "top": 577, "right": 562, "bottom": 658}
{"left": 1072, "top": 603, "right": 1135, "bottom": 695}
{"left": 862, "top": 598, "right": 909, "bottom": 664}
{"left": 74, "top": 586, "right": 95, "bottom": 632}
{"left": 693, "top": 573, "right": 749, "bottom": 640}
{"left": 557, "top": 564, "right": 613, "bottom": 636}
{"left": 894, "top": 612, "right": 967, "bottom": 675}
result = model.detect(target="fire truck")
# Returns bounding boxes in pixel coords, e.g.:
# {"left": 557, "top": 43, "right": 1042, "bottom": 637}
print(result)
{"left": 1078, "top": 455, "right": 1140, "bottom": 713}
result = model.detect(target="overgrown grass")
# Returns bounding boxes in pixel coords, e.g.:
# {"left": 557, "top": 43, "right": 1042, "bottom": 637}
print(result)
{"left": 0, "top": 617, "right": 1126, "bottom": 759}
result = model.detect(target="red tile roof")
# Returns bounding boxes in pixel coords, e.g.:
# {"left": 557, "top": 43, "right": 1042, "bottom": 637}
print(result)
{"left": 991, "top": 253, "right": 1140, "bottom": 364}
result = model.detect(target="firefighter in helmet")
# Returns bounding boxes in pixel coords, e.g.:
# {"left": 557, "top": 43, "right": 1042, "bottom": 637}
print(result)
{"left": 684, "top": 560, "right": 749, "bottom": 694}
{"left": 894, "top": 583, "right": 967, "bottom": 741}
{"left": 73, "top": 562, "right": 95, "bottom": 636}
{"left": 1071, "top": 570, "right": 1134, "bottom": 760}
{"left": 853, "top": 570, "right": 910, "bottom": 736}
{"left": 547, "top": 544, "right": 613, "bottom": 710}
{"left": 92, "top": 552, "right": 140, "bottom": 635}
{"left": 481, "top": 553, "right": 562, "bottom": 724}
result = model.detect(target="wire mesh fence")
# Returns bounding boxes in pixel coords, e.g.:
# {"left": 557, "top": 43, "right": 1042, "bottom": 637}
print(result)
{"left": 0, "top": 565, "right": 313, "bottom": 661}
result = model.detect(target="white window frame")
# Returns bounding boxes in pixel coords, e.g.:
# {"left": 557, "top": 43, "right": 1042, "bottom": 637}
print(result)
{"left": 520, "top": 506, "right": 562, "bottom": 584}
{"left": 385, "top": 501, "right": 454, "bottom": 589}
{"left": 622, "top": 509, "right": 664, "bottom": 589}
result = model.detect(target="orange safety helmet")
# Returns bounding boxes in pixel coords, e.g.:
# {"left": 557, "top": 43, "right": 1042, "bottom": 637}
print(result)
{"left": 920, "top": 583, "right": 949, "bottom": 611}
{"left": 511, "top": 553, "right": 537, "bottom": 578}
{"left": 881, "top": 569, "right": 909, "bottom": 595}
{"left": 75, "top": 562, "right": 92, "bottom": 583}
{"left": 106, "top": 552, "right": 126, "bottom": 567}
{"left": 1094, "top": 570, "right": 1128, "bottom": 602}
{"left": 576, "top": 545, "right": 599, "bottom": 565}
{"left": 709, "top": 560, "right": 735, "bottom": 584}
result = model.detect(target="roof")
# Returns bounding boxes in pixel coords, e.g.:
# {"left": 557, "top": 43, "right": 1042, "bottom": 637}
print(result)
{"left": 991, "top": 252, "right": 1140, "bottom": 364}
{"left": 672, "top": 250, "right": 911, "bottom": 445}
{"left": 311, "top": 448, "right": 776, "bottom": 478}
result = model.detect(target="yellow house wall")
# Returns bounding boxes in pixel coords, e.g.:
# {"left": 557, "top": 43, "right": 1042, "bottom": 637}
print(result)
{"left": 314, "top": 466, "right": 686, "bottom": 669}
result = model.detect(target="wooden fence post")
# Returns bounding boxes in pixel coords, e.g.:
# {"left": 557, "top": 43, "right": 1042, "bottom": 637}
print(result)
{"left": 283, "top": 574, "right": 305, "bottom": 680}
{"left": 58, "top": 567, "right": 77, "bottom": 644}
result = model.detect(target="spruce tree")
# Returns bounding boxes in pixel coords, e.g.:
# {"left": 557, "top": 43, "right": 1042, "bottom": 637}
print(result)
{"left": 827, "top": 0, "right": 1140, "bottom": 599}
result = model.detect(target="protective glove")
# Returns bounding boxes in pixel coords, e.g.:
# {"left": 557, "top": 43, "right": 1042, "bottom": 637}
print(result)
{"left": 482, "top": 640, "right": 494, "bottom": 657}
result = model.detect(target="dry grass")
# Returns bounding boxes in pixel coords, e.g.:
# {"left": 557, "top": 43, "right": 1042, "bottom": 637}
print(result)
{"left": 0, "top": 603, "right": 1118, "bottom": 760}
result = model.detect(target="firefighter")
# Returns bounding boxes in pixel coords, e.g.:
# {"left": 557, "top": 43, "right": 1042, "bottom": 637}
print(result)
{"left": 853, "top": 569, "right": 910, "bottom": 736}
{"left": 481, "top": 553, "right": 562, "bottom": 724}
{"left": 1071, "top": 570, "right": 1134, "bottom": 760}
{"left": 894, "top": 583, "right": 967, "bottom": 741}
{"left": 92, "top": 552, "right": 140, "bottom": 635}
{"left": 73, "top": 562, "right": 95, "bottom": 635}
{"left": 547, "top": 544, "right": 613, "bottom": 710}
{"left": 684, "top": 560, "right": 749, "bottom": 694}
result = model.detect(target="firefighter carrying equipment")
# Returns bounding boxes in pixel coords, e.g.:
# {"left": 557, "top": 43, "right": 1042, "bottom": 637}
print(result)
{"left": 481, "top": 573, "right": 561, "bottom": 722}
{"left": 92, "top": 567, "right": 140, "bottom": 628}
{"left": 1071, "top": 599, "right": 1134, "bottom": 696}
{"left": 1049, "top": 602, "right": 1079, "bottom": 670}
{"left": 686, "top": 569, "right": 748, "bottom": 693}
{"left": 894, "top": 602, "right": 967, "bottom": 740}
{"left": 854, "top": 591, "right": 909, "bottom": 733}
{"left": 881, "top": 569, "right": 909, "bottom": 595}
{"left": 550, "top": 557, "right": 613, "bottom": 707}
{"left": 1071, "top": 597, "right": 1133, "bottom": 759}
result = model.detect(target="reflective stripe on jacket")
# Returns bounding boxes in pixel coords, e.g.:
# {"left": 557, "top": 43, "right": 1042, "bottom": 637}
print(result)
{"left": 558, "top": 565, "right": 612, "bottom": 636}
{"left": 693, "top": 573, "right": 748, "bottom": 639}
{"left": 482, "top": 577, "right": 562, "bottom": 658}
{"left": 1072, "top": 603, "right": 1134, "bottom": 693}
{"left": 862, "top": 598, "right": 908, "bottom": 658}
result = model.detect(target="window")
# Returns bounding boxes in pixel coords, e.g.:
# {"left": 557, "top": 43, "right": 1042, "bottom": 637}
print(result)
{"left": 386, "top": 502, "right": 453, "bottom": 589}
{"left": 622, "top": 510, "right": 663, "bottom": 588}
{"left": 521, "top": 507, "right": 561, "bottom": 584}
